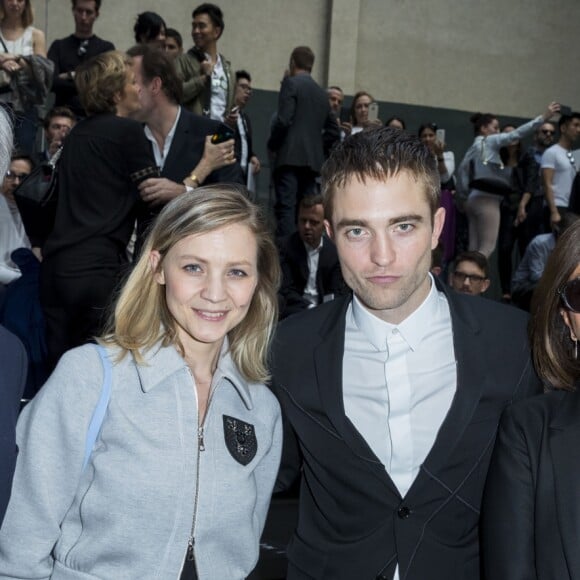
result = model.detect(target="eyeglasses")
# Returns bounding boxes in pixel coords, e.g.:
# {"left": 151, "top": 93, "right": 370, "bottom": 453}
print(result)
{"left": 5, "top": 171, "right": 29, "bottom": 180}
{"left": 453, "top": 271, "right": 487, "bottom": 284}
{"left": 559, "top": 277, "right": 580, "bottom": 313}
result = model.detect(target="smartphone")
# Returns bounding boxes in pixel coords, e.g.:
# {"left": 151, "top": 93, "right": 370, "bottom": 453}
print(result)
{"left": 436, "top": 128, "right": 446, "bottom": 144}
{"left": 368, "top": 101, "right": 379, "bottom": 123}
{"left": 560, "top": 104, "right": 573, "bottom": 117}
{"left": 339, "top": 106, "right": 350, "bottom": 124}
{"left": 211, "top": 126, "right": 235, "bottom": 144}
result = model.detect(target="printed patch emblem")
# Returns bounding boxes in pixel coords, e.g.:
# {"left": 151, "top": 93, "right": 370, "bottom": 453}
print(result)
{"left": 223, "top": 415, "right": 257, "bottom": 465}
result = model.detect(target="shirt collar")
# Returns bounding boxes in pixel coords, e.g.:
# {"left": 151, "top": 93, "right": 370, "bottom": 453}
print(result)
{"left": 352, "top": 274, "right": 441, "bottom": 352}
{"left": 303, "top": 236, "right": 324, "bottom": 254}
{"left": 134, "top": 336, "right": 254, "bottom": 409}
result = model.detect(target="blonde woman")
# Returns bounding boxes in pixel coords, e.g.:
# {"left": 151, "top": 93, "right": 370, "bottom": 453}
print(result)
{"left": 0, "top": 186, "right": 283, "bottom": 579}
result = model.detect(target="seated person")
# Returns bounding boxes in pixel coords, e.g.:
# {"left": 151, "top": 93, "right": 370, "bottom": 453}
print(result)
{"left": 448, "top": 251, "right": 490, "bottom": 296}
{"left": 512, "top": 212, "right": 579, "bottom": 311}
{"left": 279, "top": 194, "right": 345, "bottom": 318}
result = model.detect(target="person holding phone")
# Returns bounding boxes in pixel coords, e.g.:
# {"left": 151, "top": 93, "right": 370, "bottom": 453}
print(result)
{"left": 341, "top": 91, "right": 382, "bottom": 137}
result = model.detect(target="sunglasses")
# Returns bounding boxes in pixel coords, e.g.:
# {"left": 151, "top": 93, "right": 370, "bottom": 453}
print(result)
{"left": 560, "top": 278, "right": 580, "bottom": 313}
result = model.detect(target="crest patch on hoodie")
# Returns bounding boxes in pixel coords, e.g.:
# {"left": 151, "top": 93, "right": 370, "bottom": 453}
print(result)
{"left": 223, "top": 415, "right": 257, "bottom": 465}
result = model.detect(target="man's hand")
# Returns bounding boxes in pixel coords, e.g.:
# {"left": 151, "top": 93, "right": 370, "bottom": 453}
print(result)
{"left": 224, "top": 108, "right": 239, "bottom": 129}
{"left": 138, "top": 178, "right": 185, "bottom": 206}
{"left": 200, "top": 60, "right": 213, "bottom": 77}
{"left": 250, "top": 155, "right": 261, "bottom": 174}
{"left": 201, "top": 135, "right": 236, "bottom": 172}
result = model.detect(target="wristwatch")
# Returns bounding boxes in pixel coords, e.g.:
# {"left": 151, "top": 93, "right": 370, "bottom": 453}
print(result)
{"left": 188, "top": 172, "right": 200, "bottom": 187}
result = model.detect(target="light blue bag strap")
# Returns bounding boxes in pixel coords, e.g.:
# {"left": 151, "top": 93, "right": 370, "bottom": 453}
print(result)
{"left": 82, "top": 344, "right": 112, "bottom": 470}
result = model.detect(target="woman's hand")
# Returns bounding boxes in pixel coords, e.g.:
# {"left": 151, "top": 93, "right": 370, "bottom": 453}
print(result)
{"left": 432, "top": 139, "right": 445, "bottom": 157}
{"left": 0, "top": 58, "right": 21, "bottom": 74}
{"left": 340, "top": 121, "right": 352, "bottom": 136}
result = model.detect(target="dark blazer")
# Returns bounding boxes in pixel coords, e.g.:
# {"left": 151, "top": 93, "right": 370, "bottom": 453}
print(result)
{"left": 279, "top": 233, "right": 346, "bottom": 318}
{"left": 482, "top": 389, "right": 580, "bottom": 580}
{"left": 271, "top": 280, "right": 541, "bottom": 580}
{"left": 268, "top": 72, "right": 339, "bottom": 173}
{"left": 0, "top": 325, "right": 27, "bottom": 526}
{"left": 234, "top": 110, "right": 255, "bottom": 178}
{"left": 162, "top": 108, "right": 244, "bottom": 186}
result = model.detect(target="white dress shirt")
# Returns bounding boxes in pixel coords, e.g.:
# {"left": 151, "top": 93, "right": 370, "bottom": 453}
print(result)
{"left": 209, "top": 54, "right": 227, "bottom": 121}
{"left": 144, "top": 107, "right": 181, "bottom": 170}
{"left": 303, "top": 237, "right": 323, "bottom": 307}
{"left": 343, "top": 277, "right": 456, "bottom": 580}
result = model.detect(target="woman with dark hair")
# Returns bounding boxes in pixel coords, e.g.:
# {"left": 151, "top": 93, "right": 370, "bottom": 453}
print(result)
{"left": 456, "top": 102, "right": 558, "bottom": 258}
{"left": 0, "top": 186, "right": 282, "bottom": 579}
{"left": 40, "top": 51, "right": 157, "bottom": 369}
{"left": 481, "top": 218, "right": 580, "bottom": 579}
{"left": 134, "top": 11, "right": 166, "bottom": 48}
{"left": 341, "top": 90, "right": 381, "bottom": 137}
{"left": 386, "top": 115, "right": 405, "bottom": 130}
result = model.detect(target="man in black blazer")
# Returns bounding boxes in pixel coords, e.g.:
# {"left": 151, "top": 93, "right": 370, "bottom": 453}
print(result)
{"left": 127, "top": 45, "right": 243, "bottom": 242}
{"left": 271, "top": 127, "right": 541, "bottom": 579}
{"left": 279, "top": 194, "right": 345, "bottom": 318}
{"left": 268, "top": 46, "right": 339, "bottom": 239}
{"left": 0, "top": 325, "right": 26, "bottom": 526}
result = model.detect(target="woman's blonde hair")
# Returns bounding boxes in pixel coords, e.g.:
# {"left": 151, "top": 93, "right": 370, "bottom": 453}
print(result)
{"left": 102, "top": 185, "right": 280, "bottom": 383}
{"left": 75, "top": 50, "right": 129, "bottom": 115}
{"left": 0, "top": 0, "right": 33, "bottom": 27}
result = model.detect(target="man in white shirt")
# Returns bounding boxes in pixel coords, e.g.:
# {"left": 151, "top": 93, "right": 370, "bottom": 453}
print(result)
{"left": 271, "top": 126, "right": 540, "bottom": 580}
{"left": 542, "top": 112, "right": 580, "bottom": 227}
{"left": 448, "top": 251, "right": 490, "bottom": 296}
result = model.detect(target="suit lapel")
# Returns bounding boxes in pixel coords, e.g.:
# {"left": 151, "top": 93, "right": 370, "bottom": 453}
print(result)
{"left": 313, "top": 296, "right": 401, "bottom": 497}
{"left": 161, "top": 110, "right": 189, "bottom": 180}
{"left": 550, "top": 391, "right": 580, "bottom": 577}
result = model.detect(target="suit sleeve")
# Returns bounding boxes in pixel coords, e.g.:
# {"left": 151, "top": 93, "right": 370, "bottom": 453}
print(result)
{"left": 279, "top": 244, "right": 309, "bottom": 319}
{"left": 268, "top": 77, "right": 296, "bottom": 152}
{"left": 481, "top": 407, "right": 536, "bottom": 580}
{"left": 322, "top": 110, "right": 340, "bottom": 157}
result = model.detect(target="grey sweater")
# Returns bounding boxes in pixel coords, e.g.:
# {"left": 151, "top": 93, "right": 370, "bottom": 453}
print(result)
{"left": 0, "top": 341, "right": 282, "bottom": 579}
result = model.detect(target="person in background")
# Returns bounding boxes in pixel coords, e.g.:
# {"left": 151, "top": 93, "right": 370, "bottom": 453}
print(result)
{"left": 448, "top": 251, "right": 490, "bottom": 296}
{"left": 133, "top": 11, "right": 166, "bottom": 49}
{"left": 456, "top": 102, "right": 559, "bottom": 258}
{"left": 386, "top": 116, "right": 405, "bottom": 130}
{"left": 0, "top": 186, "right": 283, "bottom": 578}
{"left": 35, "top": 106, "right": 75, "bottom": 162}
{"left": 327, "top": 85, "right": 343, "bottom": 115}
{"left": 0, "top": 0, "right": 50, "bottom": 155}
{"left": 40, "top": 51, "right": 158, "bottom": 369}
{"left": 341, "top": 90, "right": 381, "bottom": 137}
{"left": 482, "top": 217, "right": 580, "bottom": 580}
{"left": 164, "top": 27, "right": 182, "bottom": 59}
{"left": 48, "top": 0, "right": 115, "bottom": 118}
{"left": 175, "top": 3, "right": 234, "bottom": 120}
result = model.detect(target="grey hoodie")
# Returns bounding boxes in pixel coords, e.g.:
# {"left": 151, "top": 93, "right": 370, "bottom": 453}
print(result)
{"left": 0, "top": 341, "right": 282, "bottom": 579}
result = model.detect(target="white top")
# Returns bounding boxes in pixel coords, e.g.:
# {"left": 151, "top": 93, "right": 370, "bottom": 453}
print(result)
{"left": 236, "top": 113, "right": 248, "bottom": 172}
{"left": 541, "top": 143, "right": 578, "bottom": 207}
{"left": 440, "top": 150, "right": 455, "bottom": 184}
{"left": 209, "top": 53, "right": 227, "bottom": 121}
{"left": 143, "top": 107, "right": 181, "bottom": 170}
{"left": 0, "top": 26, "right": 34, "bottom": 56}
{"left": 0, "top": 194, "right": 29, "bottom": 284}
{"left": 343, "top": 277, "right": 456, "bottom": 580}
{"left": 302, "top": 237, "right": 323, "bottom": 307}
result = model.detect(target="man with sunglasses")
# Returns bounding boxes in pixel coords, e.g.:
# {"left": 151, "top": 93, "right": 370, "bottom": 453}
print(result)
{"left": 449, "top": 251, "right": 490, "bottom": 296}
{"left": 542, "top": 112, "right": 580, "bottom": 228}
{"left": 47, "top": 0, "right": 115, "bottom": 118}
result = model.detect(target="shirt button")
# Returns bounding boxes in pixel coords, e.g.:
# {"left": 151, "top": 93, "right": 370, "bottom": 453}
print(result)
{"left": 397, "top": 506, "right": 411, "bottom": 519}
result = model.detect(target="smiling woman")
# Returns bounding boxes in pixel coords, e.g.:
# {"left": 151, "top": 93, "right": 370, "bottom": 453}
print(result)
{"left": 0, "top": 185, "right": 283, "bottom": 579}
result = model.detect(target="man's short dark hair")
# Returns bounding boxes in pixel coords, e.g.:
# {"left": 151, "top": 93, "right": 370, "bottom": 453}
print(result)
{"left": 165, "top": 28, "right": 183, "bottom": 49}
{"left": 10, "top": 151, "right": 34, "bottom": 170}
{"left": 299, "top": 194, "right": 324, "bottom": 210}
{"left": 193, "top": 3, "right": 224, "bottom": 35}
{"left": 235, "top": 70, "right": 251, "bottom": 83}
{"left": 558, "top": 112, "right": 580, "bottom": 131}
{"left": 127, "top": 44, "right": 183, "bottom": 105}
{"left": 328, "top": 85, "right": 343, "bottom": 94}
{"left": 72, "top": 0, "right": 101, "bottom": 10}
{"left": 321, "top": 126, "right": 440, "bottom": 222}
{"left": 43, "top": 106, "right": 76, "bottom": 130}
{"left": 454, "top": 251, "right": 489, "bottom": 278}
{"left": 290, "top": 46, "right": 315, "bottom": 72}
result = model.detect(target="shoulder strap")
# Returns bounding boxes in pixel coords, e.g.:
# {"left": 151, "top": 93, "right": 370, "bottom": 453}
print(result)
{"left": 82, "top": 344, "right": 112, "bottom": 470}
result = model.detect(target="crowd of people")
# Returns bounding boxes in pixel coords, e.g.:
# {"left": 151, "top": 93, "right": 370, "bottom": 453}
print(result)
{"left": 0, "top": 1, "right": 579, "bottom": 579}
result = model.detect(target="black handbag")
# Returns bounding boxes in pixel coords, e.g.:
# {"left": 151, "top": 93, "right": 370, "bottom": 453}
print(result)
{"left": 13, "top": 147, "right": 62, "bottom": 246}
{"left": 468, "top": 138, "right": 515, "bottom": 196}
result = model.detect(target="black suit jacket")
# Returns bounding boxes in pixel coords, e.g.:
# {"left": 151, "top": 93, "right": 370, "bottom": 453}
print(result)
{"left": 0, "top": 325, "right": 26, "bottom": 526}
{"left": 233, "top": 110, "right": 255, "bottom": 178}
{"left": 137, "top": 109, "right": 244, "bottom": 242}
{"left": 482, "top": 389, "right": 580, "bottom": 580}
{"left": 268, "top": 72, "right": 339, "bottom": 173}
{"left": 279, "top": 233, "right": 345, "bottom": 318}
{"left": 271, "top": 281, "right": 541, "bottom": 580}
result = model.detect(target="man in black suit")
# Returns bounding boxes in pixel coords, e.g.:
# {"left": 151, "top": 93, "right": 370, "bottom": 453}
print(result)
{"left": 279, "top": 194, "right": 345, "bottom": 318}
{"left": 268, "top": 46, "right": 339, "bottom": 239}
{"left": 271, "top": 127, "right": 541, "bottom": 579}
{"left": 126, "top": 45, "right": 243, "bottom": 240}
